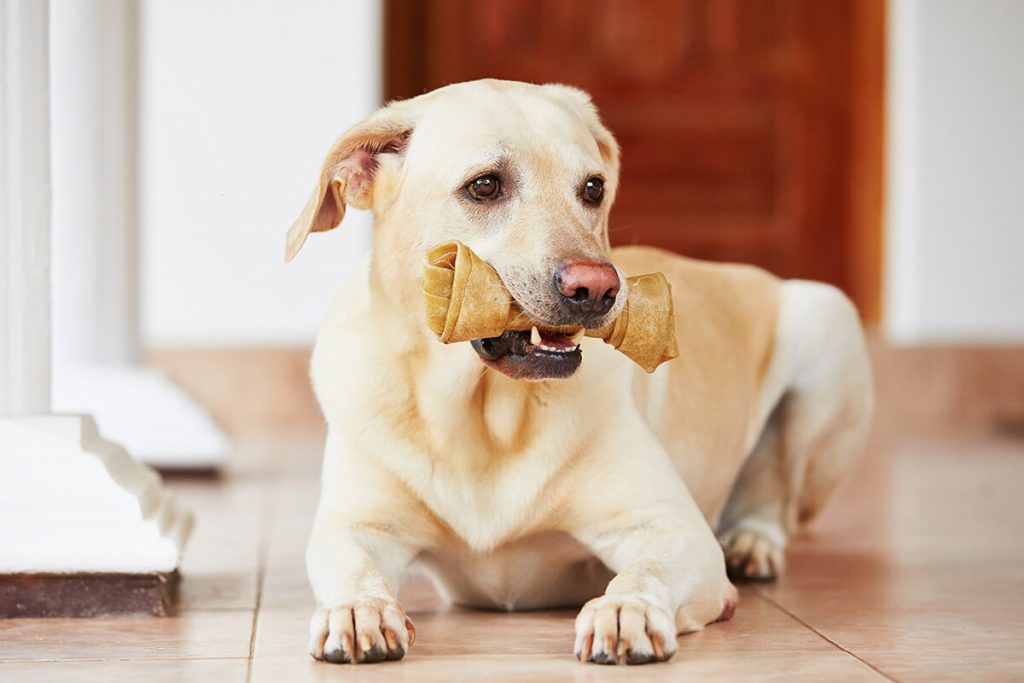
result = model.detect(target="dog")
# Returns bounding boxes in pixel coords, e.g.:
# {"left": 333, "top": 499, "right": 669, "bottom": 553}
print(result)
{"left": 287, "top": 79, "right": 873, "bottom": 665}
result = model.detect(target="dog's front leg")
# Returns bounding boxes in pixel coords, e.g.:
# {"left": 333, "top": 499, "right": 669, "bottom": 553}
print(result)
{"left": 566, "top": 431, "right": 736, "bottom": 665}
{"left": 306, "top": 437, "right": 424, "bottom": 664}
{"left": 306, "top": 526, "right": 415, "bottom": 663}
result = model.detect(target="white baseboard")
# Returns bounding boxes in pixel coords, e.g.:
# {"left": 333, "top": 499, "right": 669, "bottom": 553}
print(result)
{"left": 53, "top": 365, "right": 230, "bottom": 469}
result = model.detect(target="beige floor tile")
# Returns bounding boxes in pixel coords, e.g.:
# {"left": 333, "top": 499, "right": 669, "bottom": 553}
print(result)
{"left": 760, "top": 429, "right": 1024, "bottom": 682}
{"left": 168, "top": 476, "right": 268, "bottom": 611}
{"left": 250, "top": 592, "right": 885, "bottom": 681}
{"left": 6, "top": 418, "right": 1023, "bottom": 681}
{"left": 250, "top": 650, "right": 884, "bottom": 683}
{"left": 260, "top": 570, "right": 315, "bottom": 612}
{"left": 0, "top": 610, "right": 253, "bottom": 662}
{"left": 0, "top": 658, "right": 247, "bottom": 683}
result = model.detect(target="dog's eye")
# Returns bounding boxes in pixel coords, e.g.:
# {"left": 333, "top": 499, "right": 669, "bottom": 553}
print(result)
{"left": 582, "top": 177, "right": 604, "bottom": 205}
{"left": 465, "top": 175, "right": 502, "bottom": 202}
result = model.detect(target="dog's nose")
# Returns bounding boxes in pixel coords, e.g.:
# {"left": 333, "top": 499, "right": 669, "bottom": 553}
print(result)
{"left": 554, "top": 262, "right": 620, "bottom": 317}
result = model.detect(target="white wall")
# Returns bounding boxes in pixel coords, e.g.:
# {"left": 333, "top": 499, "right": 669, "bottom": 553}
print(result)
{"left": 885, "top": 0, "right": 1024, "bottom": 344}
{"left": 139, "top": 0, "right": 379, "bottom": 346}
{"left": 139, "top": 0, "right": 1024, "bottom": 347}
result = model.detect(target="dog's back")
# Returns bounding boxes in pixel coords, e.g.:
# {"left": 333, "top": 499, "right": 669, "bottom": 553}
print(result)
{"left": 612, "top": 246, "right": 781, "bottom": 518}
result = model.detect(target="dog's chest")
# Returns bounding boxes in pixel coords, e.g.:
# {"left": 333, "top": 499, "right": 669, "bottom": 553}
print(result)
{"left": 377, "top": 433, "right": 572, "bottom": 552}
{"left": 370, "top": 373, "right": 583, "bottom": 551}
{"left": 416, "top": 531, "right": 613, "bottom": 610}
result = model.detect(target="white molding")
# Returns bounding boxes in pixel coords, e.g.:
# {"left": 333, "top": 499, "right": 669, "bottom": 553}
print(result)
{"left": 0, "top": 415, "right": 192, "bottom": 573}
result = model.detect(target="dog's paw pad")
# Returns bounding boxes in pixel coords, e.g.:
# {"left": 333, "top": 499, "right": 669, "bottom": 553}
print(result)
{"left": 719, "top": 527, "right": 785, "bottom": 582}
{"left": 573, "top": 595, "right": 676, "bottom": 665}
{"left": 309, "top": 597, "right": 414, "bottom": 664}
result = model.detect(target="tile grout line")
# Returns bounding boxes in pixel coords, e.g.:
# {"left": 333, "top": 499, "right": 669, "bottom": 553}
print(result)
{"left": 756, "top": 590, "right": 901, "bottom": 683}
{"left": 244, "top": 460, "right": 278, "bottom": 683}
{"left": 245, "top": 549, "right": 268, "bottom": 680}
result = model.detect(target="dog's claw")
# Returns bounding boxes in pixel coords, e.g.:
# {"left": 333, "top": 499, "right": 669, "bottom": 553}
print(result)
{"left": 574, "top": 595, "right": 677, "bottom": 665}
{"left": 575, "top": 633, "right": 594, "bottom": 662}
{"left": 310, "top": 597, "right": 413, "bottom": 664}
{"left": 405, "top": 617, "right": 417, "bottom": 646}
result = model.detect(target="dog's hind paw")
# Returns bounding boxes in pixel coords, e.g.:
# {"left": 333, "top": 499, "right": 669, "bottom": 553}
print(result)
{"left": 309, "top": 597, "right": 415, "bottom": 664}
{"left": 719, "top": 525, "right": 786, "bottom": 582}
{"left": 574, "top": 595, "right": 677, "bottom": 665}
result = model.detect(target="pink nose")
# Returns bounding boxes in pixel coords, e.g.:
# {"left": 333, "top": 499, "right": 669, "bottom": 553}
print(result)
{"left": 554, "top": 261, "right": 620, "bottom": 317}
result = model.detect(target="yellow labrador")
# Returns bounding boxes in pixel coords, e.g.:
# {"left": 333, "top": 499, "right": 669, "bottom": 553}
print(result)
{"left": 287, "top": 79, "right": 873, "bottom": 665}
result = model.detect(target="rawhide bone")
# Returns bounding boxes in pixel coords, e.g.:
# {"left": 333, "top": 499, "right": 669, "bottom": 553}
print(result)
{"left": 422, "top": 241, "right": 678, "bottom": 373}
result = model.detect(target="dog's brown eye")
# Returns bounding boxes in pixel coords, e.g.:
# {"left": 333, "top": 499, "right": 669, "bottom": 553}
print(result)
{"left": 466, "top": 175, "right": 501, "bottom": 201}
{"left": 582, "top": 177, "right": 604, "bottom": 204}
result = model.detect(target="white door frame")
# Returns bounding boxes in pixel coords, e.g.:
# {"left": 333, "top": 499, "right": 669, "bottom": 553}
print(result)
{"left": 1, "top": 0, "right": 51, "bottom": 417}
{"left": 0, "top": 0, "right": 191, "bottom": 617}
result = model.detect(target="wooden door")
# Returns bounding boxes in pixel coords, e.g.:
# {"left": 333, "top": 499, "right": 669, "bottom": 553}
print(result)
{"left": 385, "top": 0, "right": 884, "bottom": 320}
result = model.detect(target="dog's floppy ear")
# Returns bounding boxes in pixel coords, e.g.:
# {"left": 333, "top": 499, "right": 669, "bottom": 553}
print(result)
{"left": 285, "top": 103, "right": 415, "bottom": 261}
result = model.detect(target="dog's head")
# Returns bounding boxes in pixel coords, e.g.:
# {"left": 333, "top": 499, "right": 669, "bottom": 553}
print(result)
{"left": 287, "top": 79, "right": 624, "bottom": 381}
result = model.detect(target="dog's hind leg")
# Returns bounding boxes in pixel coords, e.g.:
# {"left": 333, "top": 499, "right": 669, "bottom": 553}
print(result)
{"left": 717, "top": 280, "right": 874, "bottom": 581}
{"left": 717, "top": 403, "right": 791, "bottom": 581}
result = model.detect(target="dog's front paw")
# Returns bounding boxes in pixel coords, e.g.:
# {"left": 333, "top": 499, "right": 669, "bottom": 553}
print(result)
{"left": 308, "top": 597, "right": 415, "bottom": 664}
{"left": 574, "top": 595, "right": 676, "bottom": 665}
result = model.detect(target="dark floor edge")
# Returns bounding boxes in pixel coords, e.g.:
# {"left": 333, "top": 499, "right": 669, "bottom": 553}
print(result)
{"left": 0, "top": 571, "right": 179, "bottom": 618}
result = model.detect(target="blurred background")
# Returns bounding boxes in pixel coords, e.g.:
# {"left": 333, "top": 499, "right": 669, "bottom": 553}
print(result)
{"left": 47, "top": 0, "right": 1024, "bottom": 463}
{"left": 7, "top": 3, "right": 1021, "bottom": 674}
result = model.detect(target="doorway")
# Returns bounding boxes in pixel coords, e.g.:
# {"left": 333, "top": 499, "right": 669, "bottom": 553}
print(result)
{"left": 384, "top": 0, "right": 885, "bottom": 321}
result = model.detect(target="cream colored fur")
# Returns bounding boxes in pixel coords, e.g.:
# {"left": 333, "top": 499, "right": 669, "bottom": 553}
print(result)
{"left": 289, "top": 80, "right": 873, "bottom": 665}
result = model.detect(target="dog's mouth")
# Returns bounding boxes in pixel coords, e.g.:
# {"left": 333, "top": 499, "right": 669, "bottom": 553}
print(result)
{"left": 471, "top": 326, "right": 584, "bottom": 380}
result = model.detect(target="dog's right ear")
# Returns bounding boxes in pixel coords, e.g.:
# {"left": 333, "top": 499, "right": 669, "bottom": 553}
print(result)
{"left": 285, "top": 103, "right": 415, "bottom": 261}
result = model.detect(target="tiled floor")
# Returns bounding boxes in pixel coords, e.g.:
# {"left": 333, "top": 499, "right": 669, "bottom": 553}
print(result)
{"left": 2, "top": 426, "right": 1022, "bottom": 682}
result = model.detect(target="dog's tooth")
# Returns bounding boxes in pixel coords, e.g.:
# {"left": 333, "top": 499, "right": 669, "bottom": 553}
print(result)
{"left": 530, "top": 326, "right": 541, "bottom": 346}
{"left": 570, "top": 329, "right": 585, "bottom": 344}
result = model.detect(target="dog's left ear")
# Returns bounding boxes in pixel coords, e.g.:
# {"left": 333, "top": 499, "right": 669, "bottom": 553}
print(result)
{"left": 285, "top": 102, "right": 416, "bottom": 261}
